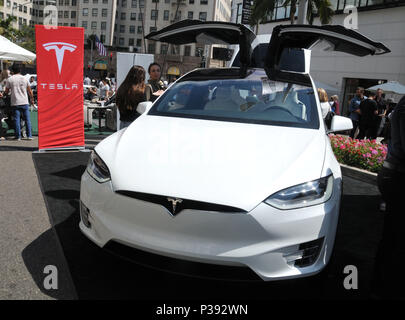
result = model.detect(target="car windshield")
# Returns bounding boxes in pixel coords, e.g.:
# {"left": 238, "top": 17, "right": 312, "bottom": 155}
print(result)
{"left": 149, "top": 69, "right": 319, "bottom": 129}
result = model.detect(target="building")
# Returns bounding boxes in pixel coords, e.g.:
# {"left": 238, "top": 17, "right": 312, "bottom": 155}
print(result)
{"left": 257, "top": 1, "right": 405, "bottom": 114}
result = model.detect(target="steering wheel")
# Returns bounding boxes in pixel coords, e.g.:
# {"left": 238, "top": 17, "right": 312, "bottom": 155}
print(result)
{"left": 263, "top": 105, "right": 296, "bottom": 118}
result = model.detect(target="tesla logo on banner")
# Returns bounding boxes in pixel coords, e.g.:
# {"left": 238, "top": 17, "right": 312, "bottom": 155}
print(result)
{"left": 43, "top": 42, "right": 77, "bottom": 74}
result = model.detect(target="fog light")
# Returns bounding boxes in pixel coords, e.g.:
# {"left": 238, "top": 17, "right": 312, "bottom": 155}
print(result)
{"left": 283, "top": 237, "right": 324, "bottom": 268}
{"left": 80, "top": 201, "right": 91, "bottom": 228}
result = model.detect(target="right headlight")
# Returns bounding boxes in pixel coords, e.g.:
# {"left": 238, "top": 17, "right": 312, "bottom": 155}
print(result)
{"left": 264, "top": 175, "right": 334, "bottom": 210}
{"left": 87, "top": 151, "right": 111, "bottom": 183}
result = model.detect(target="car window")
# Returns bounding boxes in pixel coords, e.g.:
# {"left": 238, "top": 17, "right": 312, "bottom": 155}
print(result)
{"left": 150, "top": 72, "right": 319, "bottom": 129}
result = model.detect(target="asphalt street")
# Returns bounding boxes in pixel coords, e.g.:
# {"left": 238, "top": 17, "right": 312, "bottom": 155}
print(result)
{"left": 0, "top": 136, "right": 383, "bottom": 300}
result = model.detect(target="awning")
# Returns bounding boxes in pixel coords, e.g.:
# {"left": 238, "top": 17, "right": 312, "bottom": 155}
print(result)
{"left": 94, "top": 60, "right": 108, "bottom": 70}
{"left": 167, "top": 66, "right": 180, "bottom": 76}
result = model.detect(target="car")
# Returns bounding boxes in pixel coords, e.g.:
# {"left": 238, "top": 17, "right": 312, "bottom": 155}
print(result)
{"left": 79, "top": 20, "right": 390, "bottom": 281}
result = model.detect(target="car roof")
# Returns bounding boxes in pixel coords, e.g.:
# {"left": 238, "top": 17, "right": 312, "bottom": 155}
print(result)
{"left": 179, "top": 68, "right": 313, "bottom": 87}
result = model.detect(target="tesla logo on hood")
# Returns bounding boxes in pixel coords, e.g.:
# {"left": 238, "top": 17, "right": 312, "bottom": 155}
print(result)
{"left": 167, "top": 198, "right": 183, "bottom": 215}
{"left": 43, "top": 42, "right": 77, "bottom": 74}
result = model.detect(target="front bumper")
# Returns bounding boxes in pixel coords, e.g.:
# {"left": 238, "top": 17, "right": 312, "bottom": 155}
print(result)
{"left": 79, "top": 171, "right": 341, "bottom": 281}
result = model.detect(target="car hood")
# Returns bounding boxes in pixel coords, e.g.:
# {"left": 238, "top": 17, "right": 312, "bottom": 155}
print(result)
{"left": 96, "top": 115, "right": 326, "bottom": 212}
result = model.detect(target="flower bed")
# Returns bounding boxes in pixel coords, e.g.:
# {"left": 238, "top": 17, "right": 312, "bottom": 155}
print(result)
{"left": 329, "top": 135, "right": 387, "bottom": 173}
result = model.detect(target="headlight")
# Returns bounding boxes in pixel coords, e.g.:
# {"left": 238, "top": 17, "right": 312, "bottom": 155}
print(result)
{"left": 87, "top": 151, "right": 111, "bottom": 183}
{"left": 265, "top": 175, "right": 334, "bottom": 210}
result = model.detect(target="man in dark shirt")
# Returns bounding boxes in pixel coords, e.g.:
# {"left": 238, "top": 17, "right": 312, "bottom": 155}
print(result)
{"left": 357, "top": 93, "right": 378, "bottom": 140}
{"left": 372, "top": 95, "right": 405, "bottom": 298}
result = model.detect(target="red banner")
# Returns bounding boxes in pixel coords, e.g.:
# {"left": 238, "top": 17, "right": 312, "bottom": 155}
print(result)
{"left": 36, "top": 26, "right": 84, "bottom": 150}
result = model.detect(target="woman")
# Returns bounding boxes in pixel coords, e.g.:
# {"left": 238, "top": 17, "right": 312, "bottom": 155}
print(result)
{"left": 145, "top": 62, "right": 166, "bottom": 102}
{"left": 318, "top": 88, "right": 331, "bottom": 119}
{"left": 116, "top": 65, "right": 146, "bottom": 129}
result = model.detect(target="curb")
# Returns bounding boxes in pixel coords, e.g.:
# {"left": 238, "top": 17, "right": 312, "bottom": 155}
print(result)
{"left": 340, "top": 163, "right": 378, "bottom": 186}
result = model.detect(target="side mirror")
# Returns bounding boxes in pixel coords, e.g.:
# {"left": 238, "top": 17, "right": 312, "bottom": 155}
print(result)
{"left": 136, "top": 101, "right": 153, "bottom": 115}
{"left": 328, "top": 115, "right": 353, "bottom": 133}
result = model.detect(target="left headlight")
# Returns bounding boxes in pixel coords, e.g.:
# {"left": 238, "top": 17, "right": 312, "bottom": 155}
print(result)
{"left": 264, "top": 175, "right": 334, "bottom": 210}
{"left": 87, "top": 151, "right": 111, "bottom": 183}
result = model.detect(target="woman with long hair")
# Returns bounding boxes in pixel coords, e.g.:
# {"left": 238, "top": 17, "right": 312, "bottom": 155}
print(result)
{"left": 116, "top": 65, "right": 146, "bottom": 129}
{"left": 317, "top": 87, "right": 331, "bottom": 119}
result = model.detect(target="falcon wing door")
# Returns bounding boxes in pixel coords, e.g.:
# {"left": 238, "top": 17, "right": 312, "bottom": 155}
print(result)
{"left": 265, "top": 24, "right": 391, "bottom": 75}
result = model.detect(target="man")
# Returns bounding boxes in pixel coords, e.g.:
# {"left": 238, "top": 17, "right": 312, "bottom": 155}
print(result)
{"left": 357, "top": 93, "right": 378, "bottom": 140}
{"left": 3, "top": 64, "right": 34, "bottom": 140}
{"left": 375, "top": 88, "right": 387, "bottom": 137}
{"left": 372, "top": 95, "right": 405, "bottom": 298}
{"left": 84, "top": 75, "right": 91, "bottom": 86}
{"left": 349, "top": 87, "right": 367, "bottom": 139}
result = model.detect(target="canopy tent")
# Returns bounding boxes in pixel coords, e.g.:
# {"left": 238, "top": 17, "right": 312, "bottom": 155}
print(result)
{"left": 367, "top": 81, "right": 405, "bottom": 103}
{"left": 0, "top": 35, "right": 36, "bottom": 70}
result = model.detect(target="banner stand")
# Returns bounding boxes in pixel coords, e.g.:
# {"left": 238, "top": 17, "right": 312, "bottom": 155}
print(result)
{"left": 32, "top": 146, "right": 90, "bottom": 153}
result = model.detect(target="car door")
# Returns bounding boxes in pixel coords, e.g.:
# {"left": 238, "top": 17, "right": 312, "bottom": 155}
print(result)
{"left": 145, "top": 19, "right": 256, "bottom": 67}
{"left": 264, "top": 24, "right": 391, "bottom": 75}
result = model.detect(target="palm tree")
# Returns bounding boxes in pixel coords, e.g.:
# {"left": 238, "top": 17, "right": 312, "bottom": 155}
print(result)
{"left": 250, "top": 0, "right": 334, "bottom": 27}
{"left": 0, "top": 16, "right": 22, "bottom": 42}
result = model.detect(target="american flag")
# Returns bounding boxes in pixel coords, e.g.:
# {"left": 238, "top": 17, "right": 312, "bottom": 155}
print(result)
{"left": 95, "top": 35, "right": 107, "bottom": 56}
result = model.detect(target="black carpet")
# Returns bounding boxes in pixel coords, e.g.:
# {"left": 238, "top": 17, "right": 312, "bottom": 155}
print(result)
{"left": 31, "top": 152, "right": 385, "bottom": 300}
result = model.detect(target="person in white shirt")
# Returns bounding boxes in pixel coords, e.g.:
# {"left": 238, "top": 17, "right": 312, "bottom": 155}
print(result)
{"left": 318, "top": 87, "right": 331, "bottom": 119}
{"left": 84, "top": 76, "right": 91, "bottom": 86}
{"left": 99, "top": 78, "right": 110, "bottom": 100}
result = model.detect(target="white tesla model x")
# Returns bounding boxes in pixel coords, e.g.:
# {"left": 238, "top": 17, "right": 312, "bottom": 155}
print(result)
{"left": 80, "top": 21, "right": 389, "bottom": 281}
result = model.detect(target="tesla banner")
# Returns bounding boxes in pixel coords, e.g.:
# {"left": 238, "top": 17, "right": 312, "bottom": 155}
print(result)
{"left": 35, "top": 26, "right": 84, "bottom": 151}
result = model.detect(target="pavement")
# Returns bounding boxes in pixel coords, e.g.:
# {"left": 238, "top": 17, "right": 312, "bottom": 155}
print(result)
{"left": 0, "top": 136, "right": 102, "bottom": 300}
{"left": 0, "top": 135, "right": 382, "bottom": 300}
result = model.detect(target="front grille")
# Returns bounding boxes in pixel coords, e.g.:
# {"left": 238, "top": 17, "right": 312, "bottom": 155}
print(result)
{"left": 104, "top": 241, "right": 261, "bottom": 281}
{"left": 115, "top": 190, "right": 247, "bottom": 216}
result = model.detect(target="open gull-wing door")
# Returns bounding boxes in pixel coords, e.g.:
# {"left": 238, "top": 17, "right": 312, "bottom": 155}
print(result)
{"left": 145, "top": 19, "right": 256, "bottom": 73}
{"left": 265, "top": 24, "right": 390, "bottom": 77}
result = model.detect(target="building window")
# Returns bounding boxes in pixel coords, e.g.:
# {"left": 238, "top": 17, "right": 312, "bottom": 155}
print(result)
{"left": 189, "top": 0, "right": 194, "bottom": 3}
{"left": 83, "top": 8, "right": 88, "bottom": 16}
{"left": 82, "top": 21, "right": 88, "bottom": 29}
{"left": 139, "top": 0, "right": 144, "bottom": 8}
{"left": 152, "top": 0, "right": 159, "bottom": 2}
{"left": 150, "top": 26, "right": 157, "bottom": 32}
{"left": 93, "top": 0, "right": 98, "bottom": 3}
{"left": 113, "top": 36, "right": 116, "bottom": 45}
{"left": 160, "top": 44, "right": 168, "bottom": 54}
{"left": 184, "top": 45, "right": 191, "bottom": 56}
{"left": 71, "top": 11, "right": 76, "bottom": 18}
{"left": 119, "top": 38, "right": 125, "bottom": 46}
{"left": 131, "top": 0, "right": 137, "bottom": 7}
{"left": 200, "top": 0, "right": 207, "bottom": 4}
{"left": 187, "top": 11, "right": 193, "bottom": 19}
{"left": 58, "top": 11, "right": 63, "bottom": 18}
{"left": 91, "top": 21, "right": 97, "bottom": 29}
{"left": 121, "top": 12, "right": 126, "bottom": 20}
{"left": 6, "top": 0, "right": 11, "bottom": 8}
{"left": 72, "top": 0, "right": 77, "bottom": 5}
{"left": 64, "top": 11, "right": 69, "bottom": 18}
{"left": 122, "top": 0, "right": 127, "bottom": 7}
{"left": 164, "top": 10, "right": 169, "bottom": 21}
{"left": 102, "top": 0, "right": 108, "bottom": 3}
{"left": 101, "top": 22, "right": 106, "bottom": 30}
{"left": 18, "top": 4, "right": 22, "bottom": 12}
{"left": 199, "top": 12, "right": 207, "bottom": 21}
{"left": 148, "top": 43, "right": 155, "bottom": 54}
{"left": 64, "top": 0, "right": 69, "bottom": 5}
{"left": 165, "top": 0, "right": 170, "bottom": 3}
{"left": 39, "top": 10, "right": 43, "bottom": 17}
{"left": 137, "top": 26, "right": 142, "bottom": 34}
{"left": 136, "top": 39, "right": 142, "bottom": 47}
{"left": 92, "top": 8, "right": 98, "bottom": 17}
{"left": 102, "top": 9, "right": 107, "bottom": 17}
{"left": 129, "top": 38, "right": 134, "bottom": 46}
{"left": 138, "top": 12, "right": 143, "bottom": 20}
{"left": 83, "top": 0, "right": 88, "bottom": 2}
{"left": 24, "top": 6, "right": 27, "bottom": 13}
{"left": 151, "top": 10, "right": 158, "bottom": 20}
{"left": 130, "top": 25, "right": 135, "bottom": 33}
{"left": 120, "top": 25, "right": 125, "bottom": 33}
{"left": 131, "top": 12, "right": 136, "bottom": 20}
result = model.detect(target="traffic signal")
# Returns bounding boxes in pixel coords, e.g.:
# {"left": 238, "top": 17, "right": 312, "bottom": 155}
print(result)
{"left": 109, "top": 52, "right": 113, "bottom": 62}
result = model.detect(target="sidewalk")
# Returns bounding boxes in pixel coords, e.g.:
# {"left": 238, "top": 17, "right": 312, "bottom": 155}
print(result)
{"left": 0, "top": 136, "right": 103, "bottom": 299}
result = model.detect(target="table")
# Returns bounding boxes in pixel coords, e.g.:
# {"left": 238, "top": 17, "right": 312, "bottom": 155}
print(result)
{"left": 86, "top": 104, "right": 114, "bottom": 132}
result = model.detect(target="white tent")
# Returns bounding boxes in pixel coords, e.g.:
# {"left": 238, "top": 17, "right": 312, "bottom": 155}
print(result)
{"left": 367, "top": 81, "right": 405, "bottom": 103}
{"left": 0, "top": 35, "right": 36, "bottom": 64}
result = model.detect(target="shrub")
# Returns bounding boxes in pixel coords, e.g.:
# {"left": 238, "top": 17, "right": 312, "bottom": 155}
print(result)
{"left": 329, "top": 135, "right": 387, "bottom": 173}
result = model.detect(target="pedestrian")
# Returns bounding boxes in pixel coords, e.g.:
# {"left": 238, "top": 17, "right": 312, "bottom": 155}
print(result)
{"left": 99, "top": 78, "right": 110, "bottom": 100}
{"left": 371, "top": 95, "right": 405, "bottom": 299}
{"left": 116, "top": 65, "right": 146, "bottom": 129}
{"left": 145, "top": 62, "right": 166, "bottom": 102}
{"left": 357, "top": 92, "right": 378, "bottom": 140}
{"left": 349, "top": 87, "right": 367, "bottom": 139}
{"left": 317, "top": 88, "right": 331, "bottom": 119}
{"left": 330, "top": 95, "right": 340, "bottom": 115}
{"left": 84, "top": 75, "right": 91, "bottom": 86}
{"left": 3, "top": 64, "right": 34, "bottom": 140}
